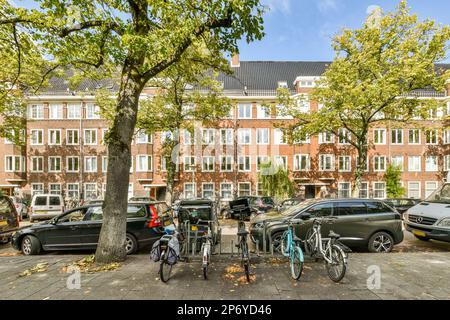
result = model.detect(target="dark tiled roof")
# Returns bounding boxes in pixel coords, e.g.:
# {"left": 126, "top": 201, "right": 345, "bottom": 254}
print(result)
{"left": 38, "top": 75, "right": 119, "bottom": 95}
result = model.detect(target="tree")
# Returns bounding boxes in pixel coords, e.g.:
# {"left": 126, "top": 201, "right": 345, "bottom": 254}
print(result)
{"left": 385, "top": 164, "right": 405, "bottom": 198}
{"left": 136, "top": 45, "right": 232, "bottom": 205}
{"left": 1, "top": 0, "right": 264, "bottom": 263}
{"left": 279, "top": 1, "right": 450, "bottom": 197}
{"left": 258, "top": 160, "right": 294, "bottom": 201}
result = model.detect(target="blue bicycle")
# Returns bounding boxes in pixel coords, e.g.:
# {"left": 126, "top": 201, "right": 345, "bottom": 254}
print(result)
{"left": 280, "top": 219, "right": 304, "bottom": 280}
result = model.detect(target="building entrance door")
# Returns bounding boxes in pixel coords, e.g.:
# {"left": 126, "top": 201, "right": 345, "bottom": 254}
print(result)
{"left": 305, "top": 186, "right": 316, "bottom": 199}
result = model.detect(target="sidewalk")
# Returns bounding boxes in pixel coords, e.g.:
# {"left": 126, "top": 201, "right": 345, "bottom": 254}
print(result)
{"left": 1, "top": 251, "right": 449, "bottom": 300}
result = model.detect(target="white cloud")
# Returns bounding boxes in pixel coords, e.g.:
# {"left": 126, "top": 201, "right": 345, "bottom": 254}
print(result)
{"left": 317, "top": 0, "right": 338, "bottom": 13}
{"left": 366, "top": 4, "right": 381, "bottom": 15}
{"left": 263, "top": 0, "right": 292, "bottom": 15}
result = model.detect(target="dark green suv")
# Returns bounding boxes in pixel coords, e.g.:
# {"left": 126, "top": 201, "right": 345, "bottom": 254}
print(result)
{"left": 249, "top": 198, "right": 404, "bottom": 253}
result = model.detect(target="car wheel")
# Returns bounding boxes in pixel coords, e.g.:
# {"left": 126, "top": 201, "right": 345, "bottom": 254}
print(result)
{"left": 125, "top": 233, "right": 138, "bottom": 255}
{"left": 21, "top": 235, "right": 41, "bottom": 255}
{"left": 414, "top": 235, "right": 430, "bottom": 241}
{"left": 368, "top": 232, "right": 394, "bottom": 253}
{"left": 270, "top": 232, "right": 284, "bottom": 253}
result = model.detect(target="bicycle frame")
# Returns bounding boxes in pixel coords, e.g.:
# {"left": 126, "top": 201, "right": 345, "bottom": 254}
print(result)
{"left": 308, "top": 220, "right": 335, "bottom": 264}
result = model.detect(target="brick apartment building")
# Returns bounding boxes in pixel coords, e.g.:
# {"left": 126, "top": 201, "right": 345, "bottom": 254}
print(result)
{"left": 1, "top": 55, "right": 450, "bottom": 202}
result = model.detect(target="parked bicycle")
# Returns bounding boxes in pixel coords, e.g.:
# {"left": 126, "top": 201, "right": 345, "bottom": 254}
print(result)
{"left": 236, "top": 214, "right": 251, "bottom": 282}
{"left": 280, "top": 219, "right": 304, "bottom": 280}
{"left": 197, "top": 220, "right": 213, "bottom": 280}
{"left": 304, "top": 217, "right": 349, "bottom": 282}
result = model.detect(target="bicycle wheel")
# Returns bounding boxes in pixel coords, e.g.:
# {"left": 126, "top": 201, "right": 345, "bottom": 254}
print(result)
{"left": 159, "top": 251, "right": 172, "bottom": 283}
{"left": 290, "top": 246, "right": 304, "bottom": 280}
{"left": 203, "top": 265, "right": 208, "bottom": 280}
{"left": 325, "top": 244, "right": 347, "bottom": 283}
{"left": 304, "top": 228, "right": 315, "bottom": 257}
{"left": 241, "top": 241, "right": 250, "bottom": 282}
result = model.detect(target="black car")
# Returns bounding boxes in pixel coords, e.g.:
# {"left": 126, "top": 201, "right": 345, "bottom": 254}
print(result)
{"left": 11, "top": 201, "right": 172, "bottom": 255}
{"left": 229, "top": 196, "right": 274, "bottom": 219}
{"left": 383, "top": 198, "right": 421, "bottom": 214}
{"left": 0, "top": 196, "right": 20, "bottom": 243}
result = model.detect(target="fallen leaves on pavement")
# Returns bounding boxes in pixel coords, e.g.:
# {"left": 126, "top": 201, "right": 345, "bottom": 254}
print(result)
{"left": 19, "top": 262, "right": 49, "bottom": 277}
{"left": 0, "top": 252, "right": 22, "bottom": 257}
{"left": 60, "top": 255, "right": 121, "bottom": 274}
{"left": 223, "top": 263, "right": 256, "bottom": 286}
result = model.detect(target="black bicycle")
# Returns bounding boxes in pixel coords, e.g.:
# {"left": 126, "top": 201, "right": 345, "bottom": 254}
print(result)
{"left": 236, "top": 214, "right": 251, "bottom": 282}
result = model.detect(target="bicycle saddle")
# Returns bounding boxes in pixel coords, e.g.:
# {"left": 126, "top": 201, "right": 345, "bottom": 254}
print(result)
{"left": 329, "top": 230, "right": 340, "bottom": 239}
{"left": 237, "top": 229, "right": 249, "bottom": 236}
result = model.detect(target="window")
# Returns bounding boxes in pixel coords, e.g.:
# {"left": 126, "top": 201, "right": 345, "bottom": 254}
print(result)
{"left": 294, "top": 154, "right": 310, "bottom": 171}
{"left": 275, "top": 104, "right": 293, "bottom": 119}
{"left": 202, "top": 129, "right": 215, "bottom": 145}
{"left": 293, "top": 128, "right": 310, "bottom": 144}
{"left": 67, "top": 184, "right": 79, "bottom": 199}
{"left": 425, "top": 182, "right": 438, "bottom": 198}
{"left": 304, "top": 203, "right": 333, "bottom": 217}
{"left": 238, "top": 103, "right": 252, "bottom": 119}
{"left": 184, "top": 183, "right": 196, "bottom": 199}
{"left": 297, "top": 98, "right": 310, "bottom": 114}
{"left": 220, "top": 129, "right": 233, "bottom": 145}
{"left": 66, "top": 129, "right": 79, "bottom": 145}
{"left": 183, "top": 130, "right": 193, "bottom": 145}
{"left": 202, "top": 183, "right": 214, "bottom": 199}
{"left": 184, "top": 156, "right": 196, "bottom": 172}
{"left": 425, "top": 156, "right": 438, "bottom": 172}
{"left": 102, "top": 129, "right": 109, "bottom": 145}
{"left": 29, "top": 104, "right": 44, "bottom": 119}
{"left": 136, "top": 155, "right": 152, "bottom": 172}
{"left": 238, "top": 182, "right": 251, "bottom": 197}
{"left": 84, "top": 183, "right": 98, "bottom": 200}
{"left": 86, "top": 103, "right": 100, "bottom": 119}
{"left": 408, "top": 182, "right": 421, "bottom": 199}
{"left": 335, "top": 201, "right": 367, "bottom": 216}
{"left": 49, "top": 184, "right": 61, "bottom": 195}
{"left": 408, "top": 156, "right": 421, "bottom": 172}
{"left": 338, "top": 128, "right": 351, "bottom": 144}
{"left": 338, "top": 156, "right": 351, "bottom": 172}
{"left": 5, "top": 156, "right": 25, "bottom": 172}
{"left": 356, "top": 157, "right": 369, "bottom": 172}
{"left": 67, "top": 157, "right": 79, "bottom": 172}
{"left": 318, "top": 132, "right": 334, "bottom": 144}
{"left": 220, "top": 183, "right": 233, "bottom": 199}
{"left": 136, "top": 130, "right": 150, "bottom": 144}
{"left": 444, "top": 129, "right": 450, "bottom": 145}
{"left": 391, "top": 129, "right": 403, "bottom": 144}
{"left": 374, "top": 156, "right": 386, "bottom": 172}
{"left": 256, "top": 104, "right": 271, "bottom": 119}
{"left": 30, "top": 157, "right": 43, "bottom": 172}
{"left": 102, "top": 156, "right": 108, "bottom": 173}
{"left": 338, "top": 182, "right": 351, "bottom": 198}
{"left": 237, "top": 128, "right": 251, "bottom": 145}
{"left": 319, "top": 154, "right": 334, "bottom": 171}
{"left": 30, "top": 129, "right": 43, "bottom": 145}
{"left": 256, "top": 128, "right": 269, "bottom": 144}
{"left": 373, "top": 129, "right": 386, "bottom": 144}
{"left": 128, "top": 183, "right": 134, "bottom": 200}
{"left": 31, "top": 183, "right": 44, "bottom": 196}
{"left": 257, "top": 156, "right": 270, "bottom": 171}
{"left": 391, "top": 156, "right": 404, "bottom": 171}
{"left": 256, "top": 182, "right": 265, "bottom": 196}
{"left": 49, "top": 104, "right": 63, "bottom": 119}
{"left": 84, "top": 129, "right": 97, "bottom": 145}
{"left": 373, "top": 182, "right": 386, "bottom": 199}
{"left": 408, "top": 129, "right": 420, "bottom": 144}
{"left": 278, "top": 81, "right": 288, "bottom": 88}
{"left": 274, "top": 155, "right": 287, "bottom": 170}
{"left": 359, "top": 182, "right": 369, "bottom": 198}
{"left": 425, "top": 130, "right": 438, "bottom": 145}
{"left": 220, "top": 156, "right": 233, "bottom": 172}
{"left": 48, "top": 129, "right": 61, "bottom": 145}
{"left": 445, "top": 155, "right": 450, "bottom": 171}
{"left": 202, "top": 156, "right": 215, "bottom": 172}
{"left": 67, "top": 103, "right": 81, "bottom": 119}
{"left": 238, "top": 156, "right": 251, "bottom": 172}
{"left": 84, "top": 156, "right": 98, "bottom": 173}
{"left": 49, "top": 156, "right": 62, "bottom": 172}
{"left": 274, "top": 129, "right": 287, "bottom": 144}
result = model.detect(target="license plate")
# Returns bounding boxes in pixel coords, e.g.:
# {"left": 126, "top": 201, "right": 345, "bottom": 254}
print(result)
{"left": 191, "top": 226, "right": 198, "bottom": 231}
{"left": 164, "top": 220, "right": 171, "bottom": 226}
{"left": 413, "top": 230, "right": 426, "bottom": 237}
{"left": 0, "top": 221, "right": 7, "bottom": 226}
{"left": 34, "top": 211, "right": 47, "bottom": 215}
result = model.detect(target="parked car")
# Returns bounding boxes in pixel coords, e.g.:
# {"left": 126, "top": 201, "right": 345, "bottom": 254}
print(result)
{"left": 11, "top": 201, "right": 172, "bottom": 255}
{"left": 404, "top": 182, "right": 450, "bottom": 242}
{"left": 0, "top": 196, "right": 20, "bottom": 243}
{"left": 176, "top": 199, "right": 221, "bottom": 249}
{"left": 129, "top": 196, "right": 156, "bottom": 202}
{"left": 276, "top": 197, "right": 304, "bottom": 212}
{"left": 9, "top": 196, "right": 28, "bottom": 220}
{"left": 228, "top": 196, "right": 274, "bottom": 220}
{"left": 29, "top": 194, "right": 65, "bottom": 222}
{"left": 250, "top": 198, "right": 404, "bottom": 253}
{"left": 383, "top": 198, "right": 421, "bottom": 215}
{"left": 83, "top": 199, "right": 104, "bottom": 206}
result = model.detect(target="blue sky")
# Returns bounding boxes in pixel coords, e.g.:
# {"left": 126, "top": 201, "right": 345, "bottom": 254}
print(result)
{"left": 238, "top": 0, "right": 450, "bottom": 62}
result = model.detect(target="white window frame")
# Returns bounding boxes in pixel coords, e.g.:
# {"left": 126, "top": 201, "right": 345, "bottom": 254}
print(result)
{"left": 338, "top": 182, "right": 351, "bottom": 198}
{"left": 49, "top": 104, "right": 63, "bottom": 119}
{"left": 373, "top": 128, "right": 386, "bottom": 145}
{"left": 256, "top": 128, "right": 270, "bottom": 145}
{"left": 238, "top": 182, "right": 251, "bottom": 197}
{"left": 67, "top": 183, "right": 80, "bottom": 199}
{"left": 184, "top": 182, "right": 196, "bottom": 199}
{"left": 425, "top": 156, "right": 438, "bottom": 172}
{"left": 184, "top": 156, "right": 196, "bottom": 172}
{"left": 102, "top": 128, "right": 109, "bottom": 145}
{"left": 66, "top": 156, "right": 80, "bottom": 173}
{"left": 373, "top": 156, "right": 387, "bottom": 172}
{"left": 66, "top": 129, "right": 79, "bottom": 145}
{"left": 274, "top": 155, "right": 288, "bottom": 170}
{"left": 408, "top": 156, "right": 421, "bottom": 172}
{"left": 220, "top": 183, "right": 233, "bottom": 200}
{"left": 202, "top": 156, "right": 215, "bottom": 172}
{"left": 49, "top": 183, "right": 62, "bottom": 195}
{"left": 30, "top": 156, "right": 44, "bottom": 173}
{"left": 30, "top": 129, "right": 44, "bottom": 145}
{"left": 202, "top": 182, "right": 215, "bottom": 199}
{"left": 31, "top": 183, "right": 44, "bottom": 196}
{"left": 48, "top": 129, "right": 62, "bottom": 145}
{"left": 67, "top": 103, "right": 82, "bottom": 119}
{"left": 84, "top": 156, "right": 98, "bottom": 173}
{"left": 183, "top": 129, "right": 193, "bottom": 145}
{"left": 102, "top": 156, "right": 108, "bottom": 173}
{"left": 202, "top": 129, "right": 215, "bottom": 145}
{"left": 338, "top": 128, "right": 351, "bottom": 145}
{"left": 84, "top": 183, "right": 98, "bottom": 200}
{"left": 274, "top": 128, "right": 287, "bottom": 145}
{"left": 257, "top": 155, "right": 270, "bottom": 172}
{"left": 5, "top": 155, "right": 25, "bottom": 172}
{"left": 84, "top": 129, "right": 98, "bottom": 145}
{"left": 338, "top": 156, "right": 352, "bottom": 172}
{"left": 136, "top": 130, "right": 150, "bottom": 144}
{"left": 443, "top": 129, "right": 450, "bottom": 145}
{"left": 319, "top": 154, "right": 335, "bottom": 171}
{"left": 238, "top": 155, "right": 251, "bottom": 172}
{"left": 373, "top": 182, "right": 386, "bottom": 199}
{"left": 29, "top": 104, "right": 44, "bottom": 119}
{"left": 408, "top": 129, "right": 421, "bottom": 145}
{"left": 256, "top": 104, "right": 271, "bottom": 119}
{"left": 237, "top": 128, "right": 251, "bottom": 145}
{"left": 85, "top": 103, "right": 100, "bottom": 119}
{"left": 408, "top": 181, "right": 421, "bottom": 199}
{"left": 425, "top": 129, "right": 439, "bottom": 145}
{"left": 220, "top": 156, "right": 233, "bottom": 172}
{"left": 48, "top": 156, "right": 62, "bottom": 173}
{"left": 359, "top": 182, "right": 369, "bottom": 198}
{"left": 294, "top": 154, "right": 310, "bottom": 172}
{"left": 390, "top": 156, "right": 404, "bottom": 171}
{"left": 425, "top": 181, "right": 439, "bottom": 198}
{"left": 318, "top": 132, "right": 334, "bottom": 144}
{"left": 220, "top": 129, "right": 233, "bottom": 145}
{"left": 136, "top": 155, "right": 152, "bottom": 172}
{"left": 238, "top": 103, "right": 252, "bottom": 119}
{"left": 445, "top": 155, "right": 450, "bottom": 171}
{"left": 391, "top": 129, "right": 403, "bottom": 145}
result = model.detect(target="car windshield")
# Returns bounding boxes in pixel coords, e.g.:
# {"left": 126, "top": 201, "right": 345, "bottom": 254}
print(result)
{"left": 179, "top": 206, "right": 211, "bottom": 223}
{"left": 281, "top": 199, "right": 316, "bottom": 216}
{"left": 425, "top": 184, "right": 450, "bottom": 204}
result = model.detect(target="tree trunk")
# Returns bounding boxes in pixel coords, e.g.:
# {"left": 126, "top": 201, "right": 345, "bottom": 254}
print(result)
{"left": 165, "top": 156, "right": 177, "bottom": 205}
{"left": 95, "top": 68, "right": 144, "bottom": 264}
{"left": 352, "top": 139, "right": 368, "bottom": 198}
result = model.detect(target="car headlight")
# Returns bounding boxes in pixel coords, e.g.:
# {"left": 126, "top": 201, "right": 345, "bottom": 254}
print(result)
{"left": 437, "top": 218, "right": 450, "bottom": 228}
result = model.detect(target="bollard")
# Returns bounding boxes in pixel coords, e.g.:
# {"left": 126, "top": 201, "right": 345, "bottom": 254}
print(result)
{"left": 231, "top": 240, "right": 234, "bottom": 256}
{"left": 268, "top": 235, "right": 273, "bottom": 256}
{"left": 192, "top": 242, "right": 196, "bottom": 257}
{"left": 256, "top": 239, "right": 260, "bottom": 257}
{"left": 262, "top": 223, "right": 267, "bottom": 255}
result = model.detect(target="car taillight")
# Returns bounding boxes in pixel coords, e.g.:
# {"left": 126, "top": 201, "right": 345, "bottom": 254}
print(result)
{"left": 148, "top": 205, "right": 161, "bottom": 228}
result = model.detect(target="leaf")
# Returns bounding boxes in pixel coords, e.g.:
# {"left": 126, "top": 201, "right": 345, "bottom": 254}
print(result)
{"left": 19, "top": 262, "right": 49, "bottom": 277}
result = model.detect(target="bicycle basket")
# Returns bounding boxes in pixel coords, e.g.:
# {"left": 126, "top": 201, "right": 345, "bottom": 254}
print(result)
{"left": 150, "top": 240, "right": 161, "bottom": 262}
{"left": 166, "top": 246, "right": 178, "bottom": 265}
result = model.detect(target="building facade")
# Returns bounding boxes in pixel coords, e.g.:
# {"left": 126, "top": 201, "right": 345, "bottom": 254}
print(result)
{"left": 1, "top": 56, "right": 450, "bottom": 201}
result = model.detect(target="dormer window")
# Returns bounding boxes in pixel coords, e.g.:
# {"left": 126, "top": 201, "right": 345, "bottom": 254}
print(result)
{"left": 278, "top": 81, "right": 288, "bottom": 89}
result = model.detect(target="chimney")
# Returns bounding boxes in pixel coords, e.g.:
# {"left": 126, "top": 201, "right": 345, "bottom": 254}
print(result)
{"left": 231, "top": 53, "right": 240, "bottom": 68}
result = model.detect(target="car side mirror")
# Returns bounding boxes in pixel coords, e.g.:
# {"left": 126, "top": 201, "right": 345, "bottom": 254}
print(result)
{"left": 301, "top": 212, "right": 312, "bottom": 220}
